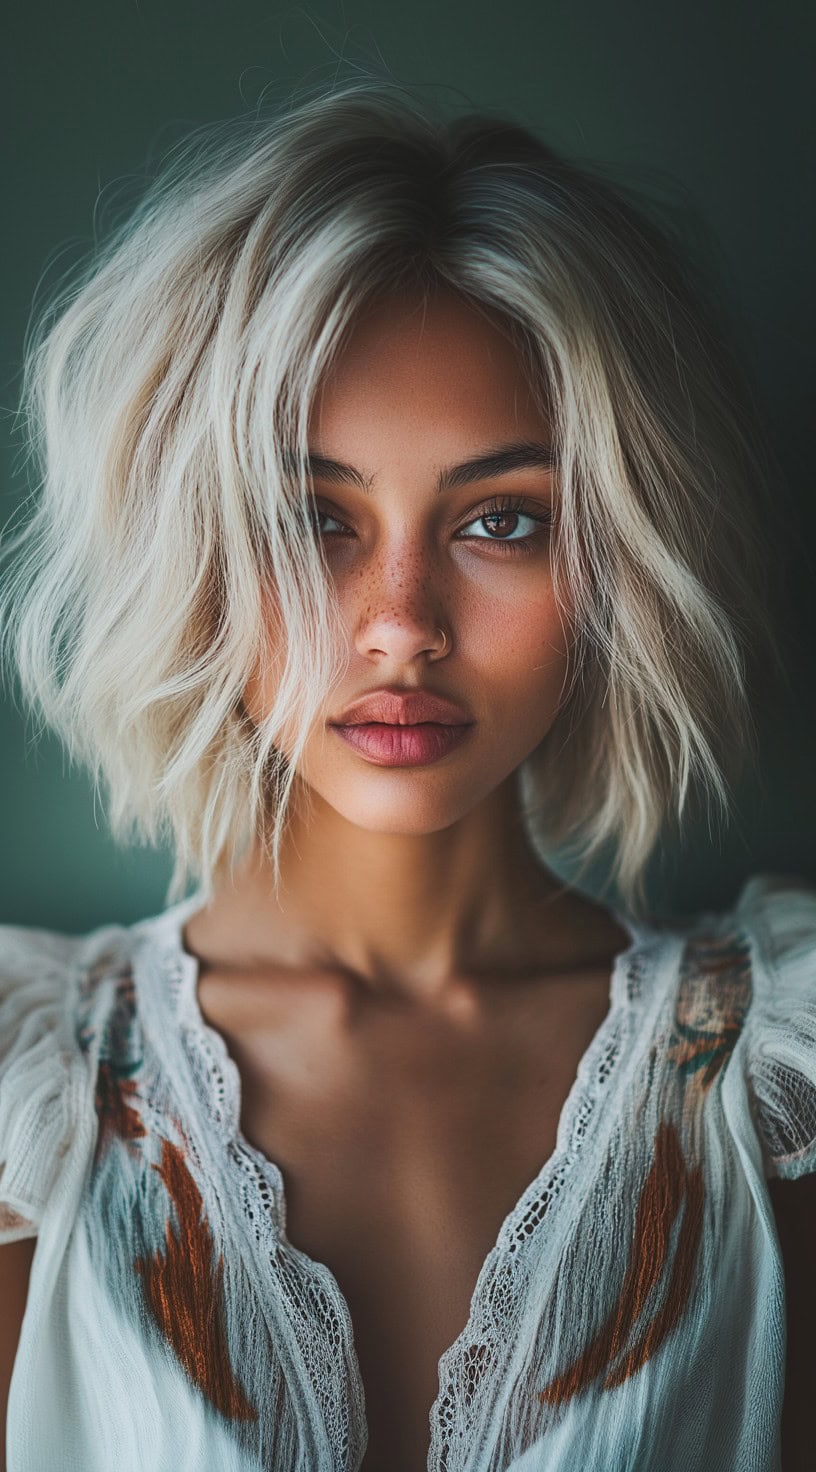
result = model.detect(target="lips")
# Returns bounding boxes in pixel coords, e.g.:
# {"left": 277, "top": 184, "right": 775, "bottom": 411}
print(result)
{"left": 330, "top": 687, "right": 473, "bottom": 727}
{"left": 333, "top": 720, "right": 472, "bottom": 766}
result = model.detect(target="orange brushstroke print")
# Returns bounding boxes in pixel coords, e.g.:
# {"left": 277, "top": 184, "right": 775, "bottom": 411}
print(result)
{"left": 0, "top": 1201, "right": 36, "bottom": 1235}
{"left": 80, "top": 959, "right": 150, "bottom": 1168}
{"left": 538, "top": 1119, "right": 704, "bottom": 1405}
{"left": 78, "top": 954, "right": 258, "bottom": 1424}
{"left": 134, "top": 1132, "right": 259, "bottom": 1423}
{"left": 667, "top": 929, "right": 752, "bottom": 1093}
{"left": 93, "top": 1061, "right": 147, "bottom": 1167}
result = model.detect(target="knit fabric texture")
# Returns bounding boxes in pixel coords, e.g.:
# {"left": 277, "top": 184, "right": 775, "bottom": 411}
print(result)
{"left": 1, "top": 871, "right": 814, "bottom": 1471}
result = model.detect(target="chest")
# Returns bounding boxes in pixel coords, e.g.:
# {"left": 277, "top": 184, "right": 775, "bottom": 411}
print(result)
{"left": 195, "top": 964, "right": 617, "bottom": 1470}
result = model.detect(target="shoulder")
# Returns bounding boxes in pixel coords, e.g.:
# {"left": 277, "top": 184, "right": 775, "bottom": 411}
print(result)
{"left": 729, "top": 871, "right": 816, "bottom": 1180}
{"left": 727, "top": 873, "right": 816, "bottom": 1468}
{"left": 0, "top": 910, "right": 140, "bottom": 1243}
{"left": 735, "top": 870, "right": 816, "bottom": 989}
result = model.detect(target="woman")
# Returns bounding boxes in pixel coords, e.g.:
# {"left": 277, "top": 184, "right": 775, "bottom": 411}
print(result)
{"left": 0, "top": 74, "right": 813, "bottom": 1472}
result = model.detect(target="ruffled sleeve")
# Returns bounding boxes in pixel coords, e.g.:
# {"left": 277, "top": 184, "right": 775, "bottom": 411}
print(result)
{"left": 737, "top": 872, "right": 816, "bottom": 1180}
{"left": 0, "top": 921, "right": 97, "bottom": 1243}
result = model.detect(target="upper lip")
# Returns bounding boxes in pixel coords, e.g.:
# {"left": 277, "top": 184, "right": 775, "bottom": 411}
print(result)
{"left": 331, "top": 686, "right": 474, "bottom": 726}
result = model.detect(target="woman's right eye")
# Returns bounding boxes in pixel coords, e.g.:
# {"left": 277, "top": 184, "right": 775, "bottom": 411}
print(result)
{"left": 311, "top": 505, "right": 350, "bottom": 537}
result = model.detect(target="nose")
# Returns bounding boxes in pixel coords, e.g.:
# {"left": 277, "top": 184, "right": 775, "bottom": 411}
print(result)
{"left": 355, "top": 607, "right": 449, "bottom": 664}
{"left": 351, "top": 562, "right": 449, "bottom": 663}
{"left": 342, "top": 524, "right": 452, "bottom": 665}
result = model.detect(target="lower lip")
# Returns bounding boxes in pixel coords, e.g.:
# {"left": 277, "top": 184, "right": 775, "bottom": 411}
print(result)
{"left": 330, "top": 721, "right": 474, "bottom": 766}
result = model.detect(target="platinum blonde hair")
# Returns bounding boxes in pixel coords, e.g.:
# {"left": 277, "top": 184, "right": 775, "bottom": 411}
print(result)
{"left": 0, "top": 75, "right": 788, "bottom": 919}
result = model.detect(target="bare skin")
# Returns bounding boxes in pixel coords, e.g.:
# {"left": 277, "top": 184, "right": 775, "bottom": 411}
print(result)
{"left": 0, "top": 293, "right": 808, "bottom": 1469}
{"left": 185, "top": 902, "right": 629, "bottom": 1471}
{"left": 182, "top": 287, "right": 635, "bottom": 1469}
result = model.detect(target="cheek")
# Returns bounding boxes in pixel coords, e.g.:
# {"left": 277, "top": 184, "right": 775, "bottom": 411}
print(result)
{"left": 472, "top": 583, "right": 573, "bottom": 679}
{"left": 476, "top": 586, "right": 576, "bottom": 743}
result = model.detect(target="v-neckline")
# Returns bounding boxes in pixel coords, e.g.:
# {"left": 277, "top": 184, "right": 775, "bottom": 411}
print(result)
{"left": 139, "top": 885, "right": 653, "bottom": 1469}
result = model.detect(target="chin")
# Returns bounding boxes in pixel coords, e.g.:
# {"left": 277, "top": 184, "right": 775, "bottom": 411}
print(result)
{"left": 318, "top": 784, "right": 473, "bottom": 837}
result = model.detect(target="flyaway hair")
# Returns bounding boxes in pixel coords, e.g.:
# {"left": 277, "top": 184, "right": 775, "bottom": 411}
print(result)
{"left": 0, "top": 72, "right": 789, "bottom": 917}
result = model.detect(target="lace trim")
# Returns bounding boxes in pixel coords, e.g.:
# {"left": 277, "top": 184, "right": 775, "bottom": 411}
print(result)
{"left": 430, "top": 939, "right": 658, "bottom": 1464}
{"left": 138, "top": 891, "right": 653, "bottom": 1470}
{"left": 146, "top": 910, "right": 366, "bottom": 1472}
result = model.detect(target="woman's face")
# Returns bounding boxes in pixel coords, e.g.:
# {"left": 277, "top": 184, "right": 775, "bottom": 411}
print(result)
{"left": 244, "top": 288, "right": 576, "bottom": 835}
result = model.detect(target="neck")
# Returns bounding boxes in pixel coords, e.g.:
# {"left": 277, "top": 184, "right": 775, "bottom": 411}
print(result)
{"left": 196, "top": 776, "right": 625, "bottom": 1005}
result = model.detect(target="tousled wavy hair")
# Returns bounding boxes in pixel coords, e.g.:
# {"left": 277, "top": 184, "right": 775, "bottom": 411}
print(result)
{"left": 0, "top": 74, "right": 789, "bottom": 918}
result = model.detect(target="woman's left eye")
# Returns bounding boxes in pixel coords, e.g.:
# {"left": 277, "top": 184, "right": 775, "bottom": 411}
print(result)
{"left": 458, "top": 496, "right": 552, "bottom": 553}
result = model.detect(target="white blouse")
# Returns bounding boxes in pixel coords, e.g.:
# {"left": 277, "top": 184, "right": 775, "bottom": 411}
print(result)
{"left": 1, "top": 871, "right": 815, "bottom": 1471}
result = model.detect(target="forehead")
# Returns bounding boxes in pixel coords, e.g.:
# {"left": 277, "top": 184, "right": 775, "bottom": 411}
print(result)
{"left": 309, "top": 290, "right": 548, "bottom": 454}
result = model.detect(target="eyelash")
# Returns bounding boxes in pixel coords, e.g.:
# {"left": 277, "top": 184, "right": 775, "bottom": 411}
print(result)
{"left": 469, "top": 495, "right": 553, "bottom": 555}
{"left": 310, "top": 494, "right": 552, "bottom": 557}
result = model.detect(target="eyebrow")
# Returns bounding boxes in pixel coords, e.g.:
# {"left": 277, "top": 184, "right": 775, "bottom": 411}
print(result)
{"left": 290, "top": 439, "right": 556, "bottom": 495}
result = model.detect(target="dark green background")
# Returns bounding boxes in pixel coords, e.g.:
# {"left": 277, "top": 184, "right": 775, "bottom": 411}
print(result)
{"left": 2, "top": 1, "right": 814, "bottom": 931}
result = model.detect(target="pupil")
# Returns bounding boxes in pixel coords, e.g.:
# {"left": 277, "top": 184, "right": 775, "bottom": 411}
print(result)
{"left": 485, "top": 512, "right": 515, "bottom": 538}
